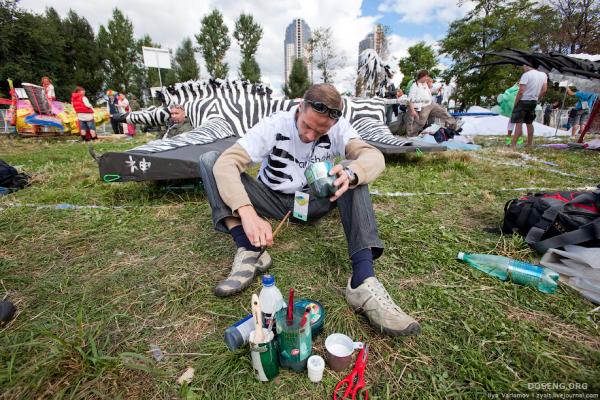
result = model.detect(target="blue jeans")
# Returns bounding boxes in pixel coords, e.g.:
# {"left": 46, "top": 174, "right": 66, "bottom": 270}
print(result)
{"left": 198, "top": 151, "right": 384, "bottom": 259}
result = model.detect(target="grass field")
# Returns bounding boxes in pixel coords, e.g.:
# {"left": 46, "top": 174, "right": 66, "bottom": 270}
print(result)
{"left": 1, "top": 135, "right": 599, "bottom": 399}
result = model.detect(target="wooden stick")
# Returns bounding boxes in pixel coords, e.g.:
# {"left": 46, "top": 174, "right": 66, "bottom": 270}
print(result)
{"left": 255, "top": 210, "right": 292, "bottom": 260}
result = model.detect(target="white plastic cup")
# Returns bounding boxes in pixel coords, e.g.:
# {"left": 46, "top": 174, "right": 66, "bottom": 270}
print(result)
{"left": 307, "top": 355, "right": 325, "bottom": 383}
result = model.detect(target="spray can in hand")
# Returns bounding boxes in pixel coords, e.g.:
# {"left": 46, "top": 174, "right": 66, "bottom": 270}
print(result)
{"left": 457, "top": 252, "right": 559, "bottom": 294}
{"left": 259, "top": 274, "right": 285, "bottom": 331}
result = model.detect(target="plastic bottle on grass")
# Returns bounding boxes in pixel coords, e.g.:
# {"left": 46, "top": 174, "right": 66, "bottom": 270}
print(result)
{"left": 259, "top": 274, "right": 285, "bottom": 330}
{"left": 224, "top": 314, "right": 254, "bottom": 351}
{"left": 457, "top": 252, "right": 559, "bottom": 294}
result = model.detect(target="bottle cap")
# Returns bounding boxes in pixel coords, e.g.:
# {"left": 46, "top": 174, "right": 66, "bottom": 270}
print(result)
{"left": 262, "top": 274, "right": 275, "bottom": 287}
{"left": 457, "top": 252, "right": 465, "bottom": 260}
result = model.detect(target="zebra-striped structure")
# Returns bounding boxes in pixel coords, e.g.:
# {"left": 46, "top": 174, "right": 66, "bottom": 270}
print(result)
{"left": 100, "top": 80, "right": 443, "bottom": 182}
{"left": 125, "top": 79, "right": 415, "bottom": 152}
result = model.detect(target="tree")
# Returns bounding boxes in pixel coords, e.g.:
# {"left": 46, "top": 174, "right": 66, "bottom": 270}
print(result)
{"left": 307, "top": 27, "right": 345, "bottom": 83}
{"left": 62, "top": 10, "right": 103, "bottom": 97}
{"left": 282, "top": 58, "right": 310, "bottom": 99}
{"left": 439, "top": 0, "right": 551, "bottom": 107}
{"left": 550, "top": 0, "right": 600, "bottom": 53}
{"left": 97, "top": 8, "right": 138, "bottom": 94}
{"left": 174, "top": 38, "right": 200, "bottom": 81}
{"left": 195, "top": 9, "right": 230, "bottom": 79}
{"left": 233, "top": 14, "right": 263, "bottom": 83}
{"left": 398, "top": 42, "right": 440, "bottom": 90}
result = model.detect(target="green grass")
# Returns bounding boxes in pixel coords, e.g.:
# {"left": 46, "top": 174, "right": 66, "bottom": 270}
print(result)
{"left": 1, "top": 135, "right": 599, "bottom": 399}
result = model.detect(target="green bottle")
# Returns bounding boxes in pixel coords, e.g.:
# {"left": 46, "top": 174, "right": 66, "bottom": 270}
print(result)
{"left": 457, "top": 252, "right": 560, "bottom": 294}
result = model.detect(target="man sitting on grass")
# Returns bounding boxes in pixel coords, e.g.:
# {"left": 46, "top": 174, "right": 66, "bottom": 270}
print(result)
{"left": 197, "top": 83, "right": 420, "bottom": 337}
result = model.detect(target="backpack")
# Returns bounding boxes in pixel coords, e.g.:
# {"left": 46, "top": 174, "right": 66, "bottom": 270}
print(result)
{"left": 501, "top": 188, "right": 600, "bottom": 253}
{"left": 432, "top": 127, "right": 461, "bottom": 143}
{"left": 0, "top": 159, "right": 30, "bottom": 193}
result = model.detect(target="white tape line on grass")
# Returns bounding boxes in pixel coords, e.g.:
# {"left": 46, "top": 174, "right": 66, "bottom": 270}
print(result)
{"left": 370, "top": 186, "right": 596, "bottom": 197}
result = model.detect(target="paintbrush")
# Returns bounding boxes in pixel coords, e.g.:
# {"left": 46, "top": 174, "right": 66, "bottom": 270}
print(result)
{"left": 251, "top": 294, "right": 265, "bottom": 343}
{"left": 254, "top": 210, "right": 292, "bottom": 263}
{"left": 286, "top": 287, "right": 294, "bottom": 326}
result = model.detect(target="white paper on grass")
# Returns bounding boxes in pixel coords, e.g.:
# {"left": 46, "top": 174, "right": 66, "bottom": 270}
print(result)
{"left": 541, "top": 245, "right": 600, "bottom": 304}
{"left": 458, "top": 106, "right": 570, "bottom": 137}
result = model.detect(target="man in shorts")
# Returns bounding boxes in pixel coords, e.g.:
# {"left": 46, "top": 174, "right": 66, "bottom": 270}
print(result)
{"left": 510, "top": 65, "right": 547, "bottom": 148}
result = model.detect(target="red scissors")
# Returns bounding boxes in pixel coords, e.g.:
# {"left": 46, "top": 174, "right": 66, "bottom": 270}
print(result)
{"left": 333, "top": 344, "right": 368, "bottom": 400}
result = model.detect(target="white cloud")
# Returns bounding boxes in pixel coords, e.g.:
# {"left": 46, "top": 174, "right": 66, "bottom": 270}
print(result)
{"left": 378, "top": 0, "right": 475, "bottom": 24}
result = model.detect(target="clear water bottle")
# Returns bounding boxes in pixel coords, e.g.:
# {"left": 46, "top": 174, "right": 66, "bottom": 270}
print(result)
{"left": 259, "top": 274, "right": 285, "bottom": 329}
{"left": 223, "top": 314, "right": 254, "bottom": 351}
{"left": 457, "top": 252, "right": 559, "bottom": 294}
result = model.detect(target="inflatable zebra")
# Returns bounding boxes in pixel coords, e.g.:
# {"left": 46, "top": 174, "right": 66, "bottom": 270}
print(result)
{"left": 99, "top": 80, "right": 442, "bottom": 182}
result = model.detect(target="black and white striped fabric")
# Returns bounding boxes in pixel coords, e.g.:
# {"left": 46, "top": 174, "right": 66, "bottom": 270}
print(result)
{"left": 126, "top": 106, "right": 170, "bottom": 127}
{"left": 125, "top": 80, "right": 396, "bottom": 149}
{"left": 130, "top": 118, "right": 234, "bottom": 154}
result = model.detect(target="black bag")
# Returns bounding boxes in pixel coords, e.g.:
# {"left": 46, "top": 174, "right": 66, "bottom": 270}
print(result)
{"left": 0, "top": 159, "right": 30, "bottom": 193}
{"left": 502, "top": 188, "right": 600, "bottom": 253}
{"left": 432, "top": 127, "right": 461, "bottom": 143}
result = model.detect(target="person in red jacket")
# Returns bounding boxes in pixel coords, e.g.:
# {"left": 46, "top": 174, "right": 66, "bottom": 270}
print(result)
{"left": 71, "top": 86, "right": 97, "bottom": 141}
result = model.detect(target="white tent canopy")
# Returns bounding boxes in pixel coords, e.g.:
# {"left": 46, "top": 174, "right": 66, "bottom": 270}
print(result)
{"left": 459, "top": 106, "right": 570, "bottom": 136}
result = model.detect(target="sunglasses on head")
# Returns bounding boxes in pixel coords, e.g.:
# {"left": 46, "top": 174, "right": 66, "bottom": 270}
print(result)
{"left": 304, "top": 100, "right": 342, "bottom": 120}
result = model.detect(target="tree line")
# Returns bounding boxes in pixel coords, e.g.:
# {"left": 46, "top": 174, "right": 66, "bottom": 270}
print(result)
{"left": 0, "top": 4, "right": 264, "bottom": 105}
{"left": 398, "top": 0, "right": 599, "bottom": 107}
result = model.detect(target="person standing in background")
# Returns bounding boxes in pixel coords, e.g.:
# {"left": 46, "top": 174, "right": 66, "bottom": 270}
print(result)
{"left": 106, "top": 90, "right": 123, "bottom": 135}
{"left": 71, "top": 86, "right": 97, "bottom": 141}
{"left": 509, "top": 65, "right": 547, "bottom": 148}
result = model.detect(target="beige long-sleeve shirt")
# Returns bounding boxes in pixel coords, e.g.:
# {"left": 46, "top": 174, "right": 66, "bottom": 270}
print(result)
{"left": 213, "top": 138, "right": 384, "bottom": 213}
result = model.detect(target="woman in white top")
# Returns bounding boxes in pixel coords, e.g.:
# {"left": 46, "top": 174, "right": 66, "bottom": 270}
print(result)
{"left": 41, "top": 76, "right": 55, "bottom": 103}
{"left": 406, "top": 70, "right": 457, "bottom": 136}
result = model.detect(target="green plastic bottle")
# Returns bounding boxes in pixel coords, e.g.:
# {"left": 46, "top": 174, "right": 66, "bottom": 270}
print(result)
{"left": 457, "top": 252, "right": 560, "bottom": 294}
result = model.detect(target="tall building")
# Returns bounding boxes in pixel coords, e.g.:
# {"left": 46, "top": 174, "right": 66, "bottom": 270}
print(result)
{"left": 358, "top": 24, "right": 387, "bottom": 64}
{"left": 284, "top": 18, "right": 312, "bottom": 83}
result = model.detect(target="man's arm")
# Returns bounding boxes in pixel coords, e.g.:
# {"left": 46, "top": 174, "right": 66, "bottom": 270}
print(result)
{"left": 514, "top": 84, "right": 526, "bottom": 106}
{"left": 345, "top": 139, "right": 385, "bottom": 185}
{"left": 539, "top": 80, "right": 547, "bottom": 99}
{"left": 213, "top": 143, "right": 254, "bottom": 213}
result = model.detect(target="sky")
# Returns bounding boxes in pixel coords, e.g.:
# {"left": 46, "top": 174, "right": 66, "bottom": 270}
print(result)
{"left": 19, "top": 0, "right": 476, "bottom": 94}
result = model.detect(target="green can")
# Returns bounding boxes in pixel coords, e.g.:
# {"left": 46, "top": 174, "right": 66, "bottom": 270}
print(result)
{"left": 305, "top": 161, "right": 337, "bottom": 198}
{"left": 249, "top": 329, "right": 279, "bottom": 382}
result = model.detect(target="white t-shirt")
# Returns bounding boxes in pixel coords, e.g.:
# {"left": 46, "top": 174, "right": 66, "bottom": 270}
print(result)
{"left": 238, "top": 106, "right": 359, "bottom": 194}
{"left": 519, "top": 70, "right": 547, "bottom": 101}
{"left": 408, "top": 82, "right": 433, "bottom": 110}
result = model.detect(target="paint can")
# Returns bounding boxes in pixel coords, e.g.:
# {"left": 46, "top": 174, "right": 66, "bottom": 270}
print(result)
{"left": 305, "top": 161, "right": 337, "bottom": 198}
{"left": 275, "top": 306, "right": 313, "bottom": 372}
{"left": 249, "top": 328, "right": 279, "bottom": 382}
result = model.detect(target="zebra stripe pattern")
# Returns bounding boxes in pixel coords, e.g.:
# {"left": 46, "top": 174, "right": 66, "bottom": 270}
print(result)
{"left": 129, "top": 118, "right": 234, "bottom": 154}
{"left": 126, "top": 80, "right": 396, "bottom": 149}
{"left": 126, "top": 106, "right": 170, "bottom": 127}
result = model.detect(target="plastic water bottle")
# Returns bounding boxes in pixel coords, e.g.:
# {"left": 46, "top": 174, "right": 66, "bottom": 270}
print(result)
{"left": 223, "top": 314, "right": 254, "bottom": 351}
{"left": 457, "top": 252, "right": 559, "bottom": 294}
{"left": 259, "top": 274, "right": 285, "bottom": 329}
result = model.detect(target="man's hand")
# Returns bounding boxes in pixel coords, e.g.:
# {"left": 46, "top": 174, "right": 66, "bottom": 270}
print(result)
{"left": 328, "top": 164, "right": 351, "bottom": 202}
{"left": 238, "top": 205, "right": 274, "bottom": 248}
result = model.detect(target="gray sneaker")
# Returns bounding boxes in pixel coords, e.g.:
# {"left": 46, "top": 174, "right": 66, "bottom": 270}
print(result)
{"left": 214, "top": 247, "right": 272, "bottom": 297}
{"left": 345, "top": 277, "right": 420, "bottom": 336}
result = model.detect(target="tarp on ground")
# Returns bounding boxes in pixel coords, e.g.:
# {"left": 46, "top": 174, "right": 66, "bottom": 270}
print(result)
{"left": 459, "top": 106, "right": 570, "bottom": 137}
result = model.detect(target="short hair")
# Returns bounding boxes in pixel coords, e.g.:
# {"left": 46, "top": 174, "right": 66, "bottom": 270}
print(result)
{"left": 416, "top": 70, "right": 429, "bottom": 80}
{"left": 75, "top": 86, "right": 85, "bottom": 93}
{"left": 303, "top": 83, "right": 342, "bottom": 110}
{"left": 169, "top": 104, "right": 185, "bottom": 113}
